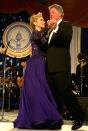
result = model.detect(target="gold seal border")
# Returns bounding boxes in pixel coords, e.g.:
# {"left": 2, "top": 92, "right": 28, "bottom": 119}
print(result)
{"left": 3, "top": 21, "right": 32, "bottom": 58}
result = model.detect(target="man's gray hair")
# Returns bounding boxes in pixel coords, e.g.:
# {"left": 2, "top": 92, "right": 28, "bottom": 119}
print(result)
{"left": 48, "top": 4, "right": 64, "bottom": 14}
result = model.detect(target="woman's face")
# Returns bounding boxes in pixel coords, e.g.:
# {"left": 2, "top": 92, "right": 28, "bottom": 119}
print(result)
{"left": 34, "top": 16, "right": 45, "bottom": 29}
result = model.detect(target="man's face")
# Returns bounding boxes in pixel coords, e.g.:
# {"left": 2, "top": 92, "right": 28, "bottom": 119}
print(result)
{"left": 21, "top": 62, "right": 26, "bottom": 68}
{"left": 49, "top": 7, "right": 62, "bottom": 21}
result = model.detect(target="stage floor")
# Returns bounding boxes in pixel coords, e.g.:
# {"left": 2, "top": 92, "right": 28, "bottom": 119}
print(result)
{"left": 0, "top": 110, "right": 88, "bottom": 131}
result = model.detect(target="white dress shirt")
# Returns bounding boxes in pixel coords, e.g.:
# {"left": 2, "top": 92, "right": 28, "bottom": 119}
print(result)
{"left": 48, "top": 19, "right": 62, "bottom": 44}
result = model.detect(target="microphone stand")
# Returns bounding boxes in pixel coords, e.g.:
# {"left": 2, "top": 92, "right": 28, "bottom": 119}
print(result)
{"left": 0, "top": 41, "right": 11, "bottom": 121}
{"left": 80, "top": 62, "right": 83, "bottom": 96}
{"left": 7, "top": 59, "right": 13, "bottom": 111}
{"left": 80, "top": 59, "right": 85, "bottom": 96}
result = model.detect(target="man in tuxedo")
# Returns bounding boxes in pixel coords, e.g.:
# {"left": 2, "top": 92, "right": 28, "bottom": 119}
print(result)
{"left": 76, "top": 53, "right": 88, "bottom": 96}
{"left": 46, "top": 4, "right": 85, "bottom": 130}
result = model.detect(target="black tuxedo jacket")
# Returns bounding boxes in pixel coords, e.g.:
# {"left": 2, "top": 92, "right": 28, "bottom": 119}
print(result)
{"left": 46, "top": 20, "right": 73, "bottom": 72}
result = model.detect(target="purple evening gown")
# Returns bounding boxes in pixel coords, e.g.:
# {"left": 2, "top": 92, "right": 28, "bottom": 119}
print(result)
{"left": 14, "top": 30, "right": 62, "bottom": 129}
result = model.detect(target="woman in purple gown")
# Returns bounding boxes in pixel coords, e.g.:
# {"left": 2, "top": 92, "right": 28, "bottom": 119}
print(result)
{"left": 14, "top": 12, "right": 62, "bottom": 129}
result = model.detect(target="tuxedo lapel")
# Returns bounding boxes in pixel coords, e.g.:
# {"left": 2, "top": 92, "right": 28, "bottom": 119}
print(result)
{"left": 49, "top": 21, "right": 64, "bottom": 42}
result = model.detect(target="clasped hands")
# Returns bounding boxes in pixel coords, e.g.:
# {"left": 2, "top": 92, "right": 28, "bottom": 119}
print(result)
{"left": 47, "top": 19, "right": 57, "bottom": 29}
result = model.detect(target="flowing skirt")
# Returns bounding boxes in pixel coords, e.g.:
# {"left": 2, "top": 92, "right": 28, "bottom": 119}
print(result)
{"left": 14, "top": 55, "right": 62, "bottom": 129}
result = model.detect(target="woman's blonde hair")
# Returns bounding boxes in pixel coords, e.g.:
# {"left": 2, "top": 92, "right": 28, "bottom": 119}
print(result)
{"left": 29, "top": 12, "right": 43, "bottom": 29}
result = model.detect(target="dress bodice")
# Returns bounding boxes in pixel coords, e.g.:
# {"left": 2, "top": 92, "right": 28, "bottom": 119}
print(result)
{"left": 30, "top": 29, "right": 48, "bottom": 56}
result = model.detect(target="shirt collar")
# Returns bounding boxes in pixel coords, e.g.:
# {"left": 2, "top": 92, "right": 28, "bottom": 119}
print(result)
{"left": 53, "top": 19, "right": 62, "bottom": 33}
{"left": 57, "top": 19, "right": 62, "bottom": 26}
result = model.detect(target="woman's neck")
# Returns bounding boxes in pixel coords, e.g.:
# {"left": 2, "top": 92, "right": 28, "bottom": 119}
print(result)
{"left": 35, "top": 26, "right": 42, "bottom": 31}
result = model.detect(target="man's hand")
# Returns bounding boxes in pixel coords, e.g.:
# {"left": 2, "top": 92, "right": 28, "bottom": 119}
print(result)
{"left": 47, "top": 19, "right": 57, "bottom": 29}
